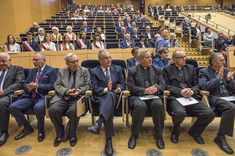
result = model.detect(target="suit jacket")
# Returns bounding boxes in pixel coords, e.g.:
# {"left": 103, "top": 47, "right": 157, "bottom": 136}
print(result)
{"left": 182, "top": 23, "right": 191, "bottom": 34}
{"left": 23, "top": 41, "right": 40, "bottom": 52}
{"left": 117, "top": 27, "right": 126, "bottom": 32}
{"left": 126, "top": 58, "right": 138, "bottom": 69}
{"left": 145, "top": 32, "right": 155, "bottom": 39}
{"left": 115, "top": 22, "right": 121, "bottom": 27}
{"left": 125, "top": 21, "right": 132, "bottom": 27}
{"left": 215, "top": 37, "right": 231, "bottom": 52}
{"left": 90, "top": 65, "right": 125, "bottom": 103}
{"left": 80, "top": 27, "right": 91, "bottom": 33}
{"left": 162, "top": 63, "right": 200, "bottom": 100}
{"left": 22, "top": 65, "right": 57, "bottom": 99}
{"left": 75, "top": 39, "right": 91, "bottom": 49}
{"left": 127, "top": 27, "right": 139, "bottom": 33}
{"left": 50, "top": 66, "right": 91, "bottom": 103}
{"left": 131, "top": 34, "right": 140, "bottom": 39}
{"left": 120, "top": 40, "right": 134, "bottom": 48}
{"left": 199, "top": 66, "right": 235, "bottom": 108}
{"left": 118, "top": 32, "right": 126, "bottom": 39}
{"left": 2, "top": 65, "right": 25, "bottom": 95}
{"left": 127, "top": 64, "right": 165, "bottom": 97}
{"left": 135, "top": 41, "right": 149, "bottom": 48}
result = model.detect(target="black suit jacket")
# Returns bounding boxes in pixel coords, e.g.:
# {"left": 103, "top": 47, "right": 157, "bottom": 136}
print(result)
{"left": 135, "top": 41, "right": 149, "bottom": 48}
{"left": 118, "top": 32, "right": 125, "bottom": 40}
{"left": 163, "top": 64, "right": 200, "bottom": 100}
{"left": 145, "top": 32, "right": 154, "bottom": 39}
{"left": 182, "top": 23, "right": 191, "bottom": 34}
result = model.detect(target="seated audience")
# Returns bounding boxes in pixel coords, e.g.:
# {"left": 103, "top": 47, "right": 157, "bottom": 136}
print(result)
{"left": 203, "top": 27, "right": 213, "bottom": 47}
{"left": 120, "top": 34, "right": 134, "bottom": 49}
{"left": 22, "top": 32, "right": 40, "bottom": 52}
{"left": 92, "top": 33, "right": 105, "bottom": 49}
{"left": 29, "top": 22, "right": 39, "bottom": 36}
{"left": 199, "top": 53, "right": 235, "bottom": 155}
{"left": 78, "top": 12, "right": 87, "bottom": 20}
{"left": 127, "top": 22, "right": 139, "bottom": 33}
{"left": 41, "top": 33, "right": 56, "bottom": 51}
{"left": 153, "top": 47, "right": 173, "bottom": 68}
{"left": 191, "top": 23, "right": 201, "bottom": 39}
{"left": 60, "top": 35, "right": 75, "bottom": 51}
{"left": 92, "top": 7, "right": 97, "bottom": 13}
{"left": 5, "top": 35, "right": 21, "bottom": 53}
{"left": 36, "top": 28, "right": 45, "bottom": 43}
{"left": 84, "top": 6, "right": 90, "bottom": 13}
{"left": 80, "top": 21, "right": 91, "bottom": 33}
{"left": 125, "top": 17, "right": 132, "bottom": 27}
{"left": 66, "top": 26, "right": 76, "bottom": 41}
{"left": 115, "top": 17, "right": 122, "bottom": 27}
{"left": 97, "top": 6, "right": 104, "bottom": 13}
{"left": 118, "top": 27, "right": 126, "bottom": 40}
{"left": 71, "top": 13, "right": 79, "bottom": 20}
{"left": 215, "top": 32, "right": 231, "bottom": 59}
{"left": 182, "top": 19, "right": 191, "bottom": 34}
{"left": 117, "top": 21, "right": 125, "bottom": 32}
{"left": 141, "top": 15, "right": 150, "bottom": 23}
{"left": 131, "top": 28, "right": 140, "bottom": 39}
{"left": 96, "top": 27, "right": 105, "bottom": 40}
{"left": 166, "top": 33, "right": 178, "bottom": 48}
{"left": 155, "top": 29, "right": 168, "bottom": 55}
{"left": 75, "top": 31, "right": 90, "bottom": 49}
{"left": 145, "top": 26, "right": 154, "bottom": 40}
{"left": 135, "top": 35, "right": 149, "bottom": 48}
{"left": 126, "top": 47, "right": 140, "bottom": 69}
{"left": 51, "top": 27, "right": 62, "bottom": 41}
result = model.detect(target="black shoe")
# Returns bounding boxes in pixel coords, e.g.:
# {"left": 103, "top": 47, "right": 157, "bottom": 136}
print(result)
{"left": 188, "top": 130, "right": 204, "bottom": 144}
{"left": 87, "top": 123, "right": 100, "bottom": 134}
{"left": 38, "top": 130, "right": 45, "bottom": 142}
{"left": 14, "top": 128, "right": 34, "bottom": 140}
{"left": 70, "top": 137, "right": 77, "bottom": 146}
{"left": 105, "top": 140, "right": 114, "bottom": 156}
{"left": 54, "top": 137, "right": 62, "bottom": 147}
{"left": 214, "top": 135, "right": 234, "bottom": 154}
{"left": 128, "top": 135, "right": 136, "bottom": 149}
{"left": 0, "top": 133, "right": 9, "bottom": 146}
{"left": 170, "top": 134, "right": 179, "bottom": 144}
{"left": 156, "top": 137, "right": 165, "bottom": 149}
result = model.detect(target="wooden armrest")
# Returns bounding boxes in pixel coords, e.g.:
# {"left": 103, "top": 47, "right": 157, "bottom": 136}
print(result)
{"left": 48, "top": 90, "right": 55, "bottom": 96}
{"left": 164, "top": 90, "right": 170, "bottom": 96}
{"left": 200, "top": 90, "right": 210, "bottom": 96}
{"left": 14, "top": 90, "right": 24, "bottom": 95}
{"left": 85, "top": 90, "right": 92, "bottom": 96}
{"left": 123, "top": 90, "right": 130, "bottom": 96}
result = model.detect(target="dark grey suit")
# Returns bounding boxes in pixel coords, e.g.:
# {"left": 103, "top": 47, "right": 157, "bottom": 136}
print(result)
{"left": 127, "top": 64, "right": 165, "bottom": 139}
{"left": 0, "top": 65, "right": 25, "bottom": 133}
{"left": 199, "top": 66, "right": 235, "bottom": 136}
{"left": 49, "top": 66, "right": 90, "bottom": 138}
{"left": 163, "top": 64, "right": 214, "bottom": 137}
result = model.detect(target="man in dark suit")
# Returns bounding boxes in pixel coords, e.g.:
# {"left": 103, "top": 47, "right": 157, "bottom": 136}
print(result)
{"left": 214, "top": 32, "right": 231, "bottom": 59}
{"left": 127, "top": 49, "right": 165, "bottom": 149}
{"left": 49, "top": 53, "right": 90, "bottom": 147}
{"left": 117, "top": 21, "right": 126, "bottom": 32}
{"left": 125, "top": 17, "right": 132, "bottom": 27}
{"left": 75, "top": 31, "right": 91, "bottom": 50}
{"left": 145, "top": 26, "right": 155, "bottom": 40}
{"left": 126, "top": 47, "right": 140, "bottom": 69}
{"left": 87, "top": 50, "right": 125, "bottom": 156}
{"left": 115, "top": 17, "right": 122, "bottom": 27}
{"left": 118, "top": 27, "right": 126, "bottom": 40}
{"left": 9, "top": 53, "right": 57, "bottom": 142}
{"left": 199, "top": 53, "right": 235, "bottom": 154}
{"left": 0, "top": 53, "right": 25, "bottom": 146}
{"left": 80, "top": 21, "right": 91, "bottom": 33}
{"left": 162, "top": 50, "right": 214, "bottom": 144}
{"left": 131, "top": 28, "right": 140, "bottom": 40}
{"left": 22, "top": 32, "right": 40, "bottom": 52}
{"left": 28, "top": 22, "right": 39, "bottom": 36}
{"left": 120, "top": 34, "right": 134, "bottom": 49}
{"left": 182, "top": 19, "right": 191, "bottom": 34}
{"left": 127, "top": 22, "right": 139, "bottom": 33}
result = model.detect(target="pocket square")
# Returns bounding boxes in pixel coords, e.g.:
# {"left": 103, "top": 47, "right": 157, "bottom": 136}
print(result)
{"left": 43, "top": 75, "right": 48, "bottom": 79}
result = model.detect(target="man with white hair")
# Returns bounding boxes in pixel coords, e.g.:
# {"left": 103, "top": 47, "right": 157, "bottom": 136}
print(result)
{"left": 29, "top": 22, "right": 39, "bottom": 35}
{"left": 118, "top": 27, "right": 126, "bottom": 40}
{"left": 155, "top": 29, "right": 169, "bottom": 55}
{"left": 145, "top": 26, "right": 154, "bottom": 40}
{"left": 120, "top": 33, "right": 134, "bottom": 49}
{"left": 0, "top": 53, "right": 25, "bottom": 146}
{"left": 80, "top": 21, "right": 91, "bottom": 33}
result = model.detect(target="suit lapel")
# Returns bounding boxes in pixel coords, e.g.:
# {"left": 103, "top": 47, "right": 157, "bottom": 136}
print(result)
{"left": 38, "top": 65, "right": 48, "bottom": 82}
{"left": 149, "top": 66, "right": 155, "bottom": 86}
{"left": 110, "top": 65, "right": 116, "bottom": 84}
{"left": 97, "top": 66, "right": 107, "bottom": 85}
{"left": 75, "top": 67, "right": 82, "bottom": 89}
{"left": 64, "top": 67, "right": 70, "bottom": 88}
{"left": 183, "top": 66, "right": 189, "bottom": 83}
{"left": 3, "top": 65, "right": 12, "bottom": 85}
{"left": 137, "top": 65, "right": 145, "bottom": 87}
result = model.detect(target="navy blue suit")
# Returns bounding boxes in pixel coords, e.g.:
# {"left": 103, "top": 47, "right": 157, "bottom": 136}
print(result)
{"left": 80, "top": 27, "right": 92, "bottom": 33}
{"left": 131, "top": 34, "right": 140, "bottom": 39}
{"left": 126, "top": 58, "right": 139, "bottom": 69}
{"left": 9, "top": 65, "right": 57, "bottom": 130}
{"left": 120, "top": 40, "right": 134, "bottom": 49}
{"left": 145, "top": 32, "right": 155, "bottom": 39}
{"left": 23, "top": 41, "right": 40, "bottom": 52}
{"left": 90, "top": 65, "right": 125, "bottom": 138}
{"left": 127, "top": 27, "right": 139, "bottom": 33}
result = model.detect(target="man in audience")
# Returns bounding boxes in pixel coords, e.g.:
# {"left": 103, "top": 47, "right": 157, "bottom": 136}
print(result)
{"left": 125, "top": 17, "right": 132, "bottom": 27}
{"left": 135, "top": 35, "right": 149, "bottom": 48}
{"left": 49, "top": 53, "right": 90, "bottom": 147}
{"left": 155, "top": 29, "right": 168, "bottom": 55}
{"left": 215, "top": 32, "right": 231, "bottom": 59}
{"left": 75, "top": 31, "right": 90, "bottom": 49}
{"left": 127, "top": 22, "right": 139, "bottom": 33}
{"left": 199, "top": 53, "right": 235, "bottom": 154}
{"left": 22, "top": 32, "right": 40, "bottom": 52}
{"left": 131, "top": 28, "right": 140, "bottom": 39}
{"left": 145, "top": 26, "right": 155, "bottom": 40}
{"left": 127, "top": 49, "right": 165, "bottom": 149}
{"left": 162, "top": 50, "right": 214, "bottom": 145}
{"left": 141, "top": 15, "right": 150, "bottom": 23}
{"left": 182, "top": 19, "right": 191, "bottom": 34}
{"left": 120, "top": 34, "right": 134, "bottom": 49}
{"left": 118, "top": 27, "right": 126, "bottom": 40}
{"left": 126, "top": 47, "right": 140, "bottom": 69}
{"left": 153, "top": 47, "right": 173, "bottom": 68}
{"left": 115, "top": 17, "right": 123, "bottom": 27}
{"left": 9, "top": 53, "right": 57, "bottom": 142}
{"left": 29, "top": 22, "right": 39, "bottom": 36}
{"left": 87, "top": 50, "right": 125, "bottom": 156}
{"left": 131, "top": 14, "right": 140, "bottom": 23}
{"left": 80, "top": 21, "right": 91, "bottom": 33}
{"left": 117, "top": 21, "right": 125, "bottom": 32}
{"left": 0, "top": 53, "right": 25, "bottom": 146}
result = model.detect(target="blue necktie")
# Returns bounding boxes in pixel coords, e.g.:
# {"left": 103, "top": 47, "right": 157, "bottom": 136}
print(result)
{"left": 0, "top": 70, "right": 6, "bottom": 87}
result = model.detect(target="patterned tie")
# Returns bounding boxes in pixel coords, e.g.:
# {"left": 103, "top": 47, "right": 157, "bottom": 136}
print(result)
{"left": 32, "top": 70, "right": 41, "bottom": 97}
{"left": 105, "top": 68, "right": 110, "bottom": 82}
{"left": 0, "top": 70, "right": 6, "bottom": 87}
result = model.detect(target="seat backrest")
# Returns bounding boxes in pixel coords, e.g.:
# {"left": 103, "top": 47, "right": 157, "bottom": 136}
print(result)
{"left": 186, "top": 59, "right": 198, "bottom": 68}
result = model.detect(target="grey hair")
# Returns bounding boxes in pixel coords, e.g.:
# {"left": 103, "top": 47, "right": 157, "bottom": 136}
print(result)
{"left": 98, "top": 50, "right": 109, "bottom": 59}
{"left": 35, "top": 52, "right": 46, "bottom": 60}
{"left": 0, "top": 52, "right": 10, "bottom": 60}
{"left": 138, "top": 49, "right": 149, "bottom": 59}
{"left": 65, "top": 53, "right": 76, "bottom": 62}
{"left": 209, "top": 52, "right": 223, "bottom": 65}
{"left": 172, "top": 50, "right": 184, "bottom": 58}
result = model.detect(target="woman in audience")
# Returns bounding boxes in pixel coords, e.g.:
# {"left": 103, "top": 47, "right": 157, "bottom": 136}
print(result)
{"left": 66, "top": 26, "right": 76, "bottom": 41}
{"left": 71, "top": 13, "right": 78, "bottom": 20}
{"left": 36, "top": 28, "right": 45, "bottom": 43}
{"left": 60, "top": 34, "right": 75, "bottom": 50}
{"left": 5, "top": 35, "right": 21, "bottom": 52}
{"left": 191, "top": 22, "right": 201, "bottom": 39}
{"left": 135, "top": 34, "right": 149, "bottom": 48}
{"left": 92, "top": 33, "right": 104, "bottom": 49}
{"left": 167, "top": 33, "right": 178, "bottom": 48}
{"left": 51, "top": 27, "right": 62, "bottom": 41}
{"left": 41, "top": 33, "right": 56, "bottom": 51}
{"left": 96, "top": 27, "right": 105, "bottom": 40}
{"left": 203, "top": 27, "right": 213, "bottom": 47}
{"left": 84, "top": 6, "right": 90, "bottom": 13}
{"left": 78, "top": 12, "right": 87, "bottom": 20}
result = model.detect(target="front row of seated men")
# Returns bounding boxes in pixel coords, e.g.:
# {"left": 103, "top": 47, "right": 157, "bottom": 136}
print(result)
{"left": 0, "top": 51, "right": 235, "bottom": 155}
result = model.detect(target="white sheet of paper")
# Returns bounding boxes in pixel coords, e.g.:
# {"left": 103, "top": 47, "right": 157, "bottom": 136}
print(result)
{"left": 219, "top": 96, "right": 235, "bottom": 101}
{"left": 139, "top": 95, "right": 159, "bottom": 101}
{"left": 176, "top": 97, "right": 198, "bottom": 106}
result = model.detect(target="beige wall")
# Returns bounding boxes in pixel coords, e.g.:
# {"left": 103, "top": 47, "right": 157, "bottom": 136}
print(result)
{"left": 0, "top": 0, "right": 61, "bottom": 45}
